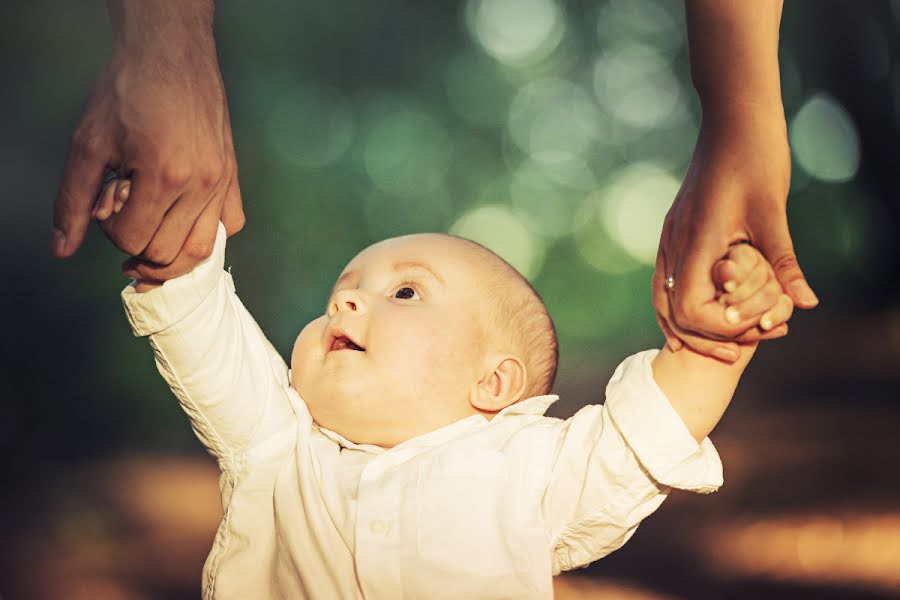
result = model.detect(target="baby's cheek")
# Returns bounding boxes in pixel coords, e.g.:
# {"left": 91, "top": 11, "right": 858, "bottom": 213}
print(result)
{"left": 290, "top": 316, "right": 326, "bottom": 389}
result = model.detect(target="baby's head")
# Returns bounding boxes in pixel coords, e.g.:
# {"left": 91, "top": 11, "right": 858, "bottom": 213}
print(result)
{"left": 290, "top": 233, "right": 557, "bottom": 448}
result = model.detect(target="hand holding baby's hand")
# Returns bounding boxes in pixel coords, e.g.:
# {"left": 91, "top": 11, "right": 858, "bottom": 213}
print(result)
{"left": 93, "top": 176, "right": 161, "bottom": 292}
{"left": 713, "top": 243, "right": 793, "bottom": 342}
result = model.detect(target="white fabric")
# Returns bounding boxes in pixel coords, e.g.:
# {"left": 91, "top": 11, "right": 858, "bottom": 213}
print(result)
{"left": 121, "top": 223, "right": 723, "bottom": 600}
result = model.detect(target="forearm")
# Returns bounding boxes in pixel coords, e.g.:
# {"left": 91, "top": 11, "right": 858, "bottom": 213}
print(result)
{"left": 684, "top": 0, "right": 784, "bottom": 116}
{"left": 651, "top": 343, "right": 756, "bottom": 443}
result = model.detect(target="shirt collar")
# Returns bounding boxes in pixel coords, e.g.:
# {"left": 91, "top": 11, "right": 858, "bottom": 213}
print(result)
{"left": 312, "top": 394, "right": 560, "bottom": 454}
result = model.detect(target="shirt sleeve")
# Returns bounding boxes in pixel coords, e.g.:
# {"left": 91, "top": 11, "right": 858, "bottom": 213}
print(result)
{"left": 121, "top": 222, "right": 305, "bottom": 466}
{"left": 542, "top": 349, "right": 723, "bottom": 574}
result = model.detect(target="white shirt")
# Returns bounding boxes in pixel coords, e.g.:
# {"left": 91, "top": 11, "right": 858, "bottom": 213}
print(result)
{"left": 121, "top": 223, "right": 723, "bottom": 600}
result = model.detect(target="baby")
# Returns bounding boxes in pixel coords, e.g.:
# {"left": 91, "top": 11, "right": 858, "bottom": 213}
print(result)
{"left": 96, "top": 178, "right": 792, "bottom": 599}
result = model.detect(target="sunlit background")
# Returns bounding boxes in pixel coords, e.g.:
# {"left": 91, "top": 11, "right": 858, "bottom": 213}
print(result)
{"left": 2, "top": 1, "right": 899, "bottom": 598}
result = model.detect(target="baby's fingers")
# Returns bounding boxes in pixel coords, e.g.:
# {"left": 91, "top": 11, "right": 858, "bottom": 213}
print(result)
{"left": 93, "top": 179, "right": 130, "bottom": 221}
{"left": 759, "top": 293, "right": 794, "bottom": 332}
{"left": 92, "top": 179, "right": 117, "bottom": 221}
{"left": 719, "top": 258, "right": 770, "bottom": 308}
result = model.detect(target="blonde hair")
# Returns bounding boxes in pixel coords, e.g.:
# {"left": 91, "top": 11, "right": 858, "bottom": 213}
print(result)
{"left": 446, "top": 235, "right": 558, "bottom": 398}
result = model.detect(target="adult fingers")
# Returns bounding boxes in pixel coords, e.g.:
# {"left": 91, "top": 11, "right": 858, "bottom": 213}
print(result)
{"left": 734, "top": 322, "right": 789, "bottom": 343}
{"left": 666, "top": 314, "right": 742, "bottom": 363}
{"left": 754, "top": 210, "right": 819, "bottom": 309}
{"left": 652, "top": 237, "right": 683, "bottom": 352}
{"left": 122, "top": 192, "right": 224, "bottom": 281}
{"left": 669, "top": 229, "right": 744, "bottom": 339}
{"left": 52, "top": 133, "right": 114, "bottom": 258}
{"left": 100, "top": 169, "right": 174, "bottom": 256}
{"left": 220, "top": 109, "right": 245, "bottom": 237}
{"left": 139, "top": 163, "right": 225, "bottom": 265}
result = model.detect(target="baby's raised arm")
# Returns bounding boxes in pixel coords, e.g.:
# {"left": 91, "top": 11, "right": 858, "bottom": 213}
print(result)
{"left": 117, "top": 216, "right": 300, "bottom": 465}
{"left": 652, "top": 243, "right": 792, "bottom": 442}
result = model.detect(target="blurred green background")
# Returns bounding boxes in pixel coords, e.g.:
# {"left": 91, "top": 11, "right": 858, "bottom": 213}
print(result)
{"left": 2, "top": 1, "right": 899, "bottom": 599}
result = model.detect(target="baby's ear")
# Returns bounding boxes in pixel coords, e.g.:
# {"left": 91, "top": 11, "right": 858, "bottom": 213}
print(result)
{"left": 469, "top": 355, "right": 527, "bottom": 413}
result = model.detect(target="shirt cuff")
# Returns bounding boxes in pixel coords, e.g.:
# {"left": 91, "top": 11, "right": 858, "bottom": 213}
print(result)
{"left": 121, "top": 221, "right": 229, "bottom": 337}
{"left": 604, "top": 349, "right": 723, "bottom": 493}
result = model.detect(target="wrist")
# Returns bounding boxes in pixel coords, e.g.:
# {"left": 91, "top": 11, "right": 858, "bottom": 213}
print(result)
{"left": 107, "top": 0, "right": 215, "bottom": 55}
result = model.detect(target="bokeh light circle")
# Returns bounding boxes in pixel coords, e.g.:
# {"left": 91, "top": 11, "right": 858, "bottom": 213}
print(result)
{"left": 593, "top": 44, "right": 685, "bottom": 129}
{"left": 363, "top": 109, "right": 453, "bottom": 196}
{"left": 790, "top": 93, "right": 861, "bottom": 183}
{"left": 466, "top": 0, "right": 565, "bottom": 66}
{"left": 508, "top": 78, "right": 601, "bottom": 157}
{"left": 449, "top": 204, "right": 545, "bottom": 279}
{"left": 265, "top": 82, "right": 355, "bottom": 168}
{"left": 574, "top": 162, "right": 678, "bottom": 271}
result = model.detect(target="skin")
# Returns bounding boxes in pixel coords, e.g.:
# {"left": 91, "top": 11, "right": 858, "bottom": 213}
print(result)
{"left": 61, "top": 0, "right": 811, "bottom": 358}
{"left": 289, "top": 234, "right": 528, "bottom": 448}
{"left": 118, "top": 225, "right": 788, "bottom": 448}
{"left": 51, "top": 0, "right": 244, "bottom": 282}
{"left": 654, "top": 242, "right": 792, "bottom": 443}
{"left": 656, "top": 0, "right": 818, "bottom": 362}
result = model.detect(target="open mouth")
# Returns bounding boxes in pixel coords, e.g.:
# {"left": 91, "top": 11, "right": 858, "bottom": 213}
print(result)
{"left": 330, "top": 335, "right": 365, "bottom": 352}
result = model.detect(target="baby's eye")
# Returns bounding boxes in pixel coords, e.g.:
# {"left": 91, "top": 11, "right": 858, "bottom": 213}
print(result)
{"left": 394, "top": 286, "right": 418, "bottom": 300}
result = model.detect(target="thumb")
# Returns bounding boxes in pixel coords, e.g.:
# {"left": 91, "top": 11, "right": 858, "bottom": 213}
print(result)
{"left": 755, "top": 212, "right": 819, "bottom": 309}
{"left": 52, "top": 141, "right": 109, "bottom": 258}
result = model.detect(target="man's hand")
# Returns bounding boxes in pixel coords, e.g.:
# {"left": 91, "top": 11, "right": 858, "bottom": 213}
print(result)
{"left": 652, "top": 108, "right": 817, "bottom": 362}
{"left": 51, "top": 0, "right": 244, "bottom": 281}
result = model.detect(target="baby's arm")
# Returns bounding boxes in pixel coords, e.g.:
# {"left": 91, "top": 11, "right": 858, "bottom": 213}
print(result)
{"left": 652, "top": 243, "right": 793, "bottom": 442}
{"left": 114, "top": 211, "right": 299, "bottom": 463}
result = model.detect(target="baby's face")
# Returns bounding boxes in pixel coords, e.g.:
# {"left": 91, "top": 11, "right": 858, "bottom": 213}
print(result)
{"left": 290, "top": 234, "right": 494, "bottom": 448}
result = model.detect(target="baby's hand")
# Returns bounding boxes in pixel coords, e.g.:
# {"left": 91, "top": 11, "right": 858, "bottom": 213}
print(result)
{"left": 713, "top": 242, "right": 793, "bottom": 338}
{"left": 92, "top": 175, "right": 161, "bottom": 292}
{"left": 92, "top": 174, "right": 130, "bottom": 221}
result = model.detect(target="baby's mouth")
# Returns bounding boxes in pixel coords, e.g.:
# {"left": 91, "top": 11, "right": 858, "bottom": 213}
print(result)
{"left": 330, "top": 335, "right": 365, "bottom": 352}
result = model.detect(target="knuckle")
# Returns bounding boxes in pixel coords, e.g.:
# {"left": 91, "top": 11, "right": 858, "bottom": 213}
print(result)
{"left": 186, "top": 239, "right": 215, "bottom": 261}
{"left": 770, "top": 252, "right": 800, "bottom": 275}
{"left": 199, "top": 161, "right": 224, "bottom": 188}
{"left": 160, "top": 164, "right": 192, "bottom": 189}
{"left": 141, "top": 245, "right": 175, "bottom": 266}
{"left": 70, "top": 128, "right": 102, "bottom": 158}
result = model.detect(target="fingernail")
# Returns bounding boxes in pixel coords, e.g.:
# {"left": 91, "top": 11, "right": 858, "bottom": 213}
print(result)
{"left": 724, "top": 280, "right": 737, "bottom": 293}
{"left": 725, "top": 306, "right": 740, "bottom": 324}
{"left": 113, "top": 200, "right": 123, "bottom": 214}
{"left": 119, "top": 183, "right": 130, "bottom": 201}
{"left": 760, "top": 315, "right": 773, "bottom": 330}
{"left": 713, "top": 347, "right": 738, "bottom": 362}
{"left": 52, "top": 228, "right": 66, "bottom": 255}
{"left": 789, "top": 280, "right": 819, "bottom": 306}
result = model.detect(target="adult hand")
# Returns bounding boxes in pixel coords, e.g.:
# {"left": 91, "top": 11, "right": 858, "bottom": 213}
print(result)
{"left": 51, "top": 0, "right": 244, "bottom": 281}
{"left": 652, "top": 107, "right": 818, "bottom": 362}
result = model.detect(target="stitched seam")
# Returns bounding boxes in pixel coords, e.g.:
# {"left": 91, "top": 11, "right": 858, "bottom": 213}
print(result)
{"left": 150, "top": 337, "right": 237, "bottom": 468}
{"left": 203, "top": 468, "right": 236, "bottom": 600}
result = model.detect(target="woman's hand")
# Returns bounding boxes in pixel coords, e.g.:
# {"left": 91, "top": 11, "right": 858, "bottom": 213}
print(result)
{"left": 653, "top": 106, "right": 817, "bottom": 362}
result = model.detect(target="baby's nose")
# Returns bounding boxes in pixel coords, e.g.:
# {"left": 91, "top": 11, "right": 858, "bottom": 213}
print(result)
{"left": 329, "top": 289, "right": 367, "bottom": 316}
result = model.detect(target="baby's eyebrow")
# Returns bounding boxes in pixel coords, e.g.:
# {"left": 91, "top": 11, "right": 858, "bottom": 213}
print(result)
{"left": 392, "top": 261, "right": 444, "bottom": 284}
{"left": 330, "top": 261, "right": 444, "bottom": 293}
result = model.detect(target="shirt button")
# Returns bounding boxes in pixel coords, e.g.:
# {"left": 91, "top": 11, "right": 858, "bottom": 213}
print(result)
{"left": 369, "top": 520, "right": 387, "bottom": 535}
